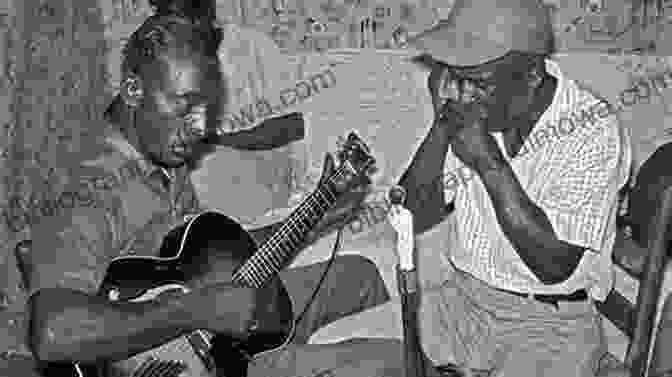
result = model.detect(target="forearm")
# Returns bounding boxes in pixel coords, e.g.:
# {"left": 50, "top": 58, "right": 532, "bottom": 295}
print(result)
{"left": 27, "top": 283, "right": 258, "bottom": 365}
{"left": 398, "top": 121, "right": 454, "bottom": 234}
{"left": 27, "top": 288, "right": 195, "bottom": 363}
{"left": 27, "top": 287, "right": 200, "bottom": 364}
{"left": 479, "top": 163, "right": 584, "bottom": 284}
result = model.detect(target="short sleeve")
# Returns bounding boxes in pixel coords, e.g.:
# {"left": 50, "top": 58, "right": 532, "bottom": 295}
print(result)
{"left": 539, "top": 118, "right": 631, "bottom": 252}
{"left": 26, "top": 205, "right": 116, "bottom": 297}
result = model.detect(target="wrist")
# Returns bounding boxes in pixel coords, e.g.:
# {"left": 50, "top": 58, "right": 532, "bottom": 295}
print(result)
{"left": 475, "top": 152, "right": 507, "bottom": 174}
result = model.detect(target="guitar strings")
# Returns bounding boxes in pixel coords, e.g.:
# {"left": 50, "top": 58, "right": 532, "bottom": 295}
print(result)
{"left": 234, "top": 162, "right": 353, "bottom": 287}
{"left": 234, "top": 164, "right": 349, "bottom": 286}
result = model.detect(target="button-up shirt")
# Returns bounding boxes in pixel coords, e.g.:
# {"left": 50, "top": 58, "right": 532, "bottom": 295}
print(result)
{"left": 25, "top": 124, "right": 201, "bottom": 298}
{"left": 441, "top": 59, "right": 632, "bottom": 301}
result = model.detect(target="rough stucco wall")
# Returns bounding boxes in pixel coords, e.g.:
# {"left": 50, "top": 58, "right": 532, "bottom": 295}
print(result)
{"left": 0, "top": 0, "right": 108, "bottom": 356}
{"left": 0, "top": 0, "right": 20, "bottom": 357}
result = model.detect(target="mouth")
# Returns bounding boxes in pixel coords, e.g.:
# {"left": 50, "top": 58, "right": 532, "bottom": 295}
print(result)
{"left": 170, "top": 127, "right": 202, "bottom": 157}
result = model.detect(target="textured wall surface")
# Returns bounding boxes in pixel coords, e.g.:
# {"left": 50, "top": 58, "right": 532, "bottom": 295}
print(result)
{"left": 0, "top": 0, "right": 18, "bottom": 357}
{"left": 3, "top": 0, "right": 672, "bottom": 365}
{"left": 0, "top": 0, "right": 108, "bottom": 356}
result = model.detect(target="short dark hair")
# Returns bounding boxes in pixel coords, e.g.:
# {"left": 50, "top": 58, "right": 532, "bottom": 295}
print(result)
{"left": 105, "top": 4, "right": 222, "bottom": 122}
{"left": 120, "top": 14, "right": 222, "bottom": 77}
{"left": 149, "top": 0, "right": 217, "bottom": 26}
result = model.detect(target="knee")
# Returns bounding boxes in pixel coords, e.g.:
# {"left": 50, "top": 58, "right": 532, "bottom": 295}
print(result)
{"left": 333, "top": 255, "right": 390, "bottom": 302}
{"left": 334, "top": 255, "right": 380, "bottom": 278}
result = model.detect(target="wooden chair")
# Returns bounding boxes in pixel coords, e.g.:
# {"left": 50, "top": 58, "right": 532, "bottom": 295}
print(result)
{"left": 595, "top": 143, "right": 672, "bottom": 377}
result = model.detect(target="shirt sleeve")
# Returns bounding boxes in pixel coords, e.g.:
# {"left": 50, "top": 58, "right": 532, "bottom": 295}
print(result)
{"left": 539, "top": 117, "right": 631, "bottom": 253}
{"left": 25, "top": 205, "right": 117, "bottom": 298}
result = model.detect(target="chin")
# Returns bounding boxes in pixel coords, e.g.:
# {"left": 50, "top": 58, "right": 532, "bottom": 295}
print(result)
{"left": 486, "top": 107, "right": 516, "bottom": 132}
{"left": 485, "top": 116, "right": 510, "bottom": 132}
{"left": 488, "top": 125, "right": 512, "bottom": 133}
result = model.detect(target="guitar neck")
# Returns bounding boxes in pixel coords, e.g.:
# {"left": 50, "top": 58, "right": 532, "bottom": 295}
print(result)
{"left": 232, "top": 164, "right": 350, "bottom": 288}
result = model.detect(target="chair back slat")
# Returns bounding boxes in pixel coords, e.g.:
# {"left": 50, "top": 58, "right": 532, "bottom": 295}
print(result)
{"left": 626, "top": 187, "right": 672, "bottom": 377}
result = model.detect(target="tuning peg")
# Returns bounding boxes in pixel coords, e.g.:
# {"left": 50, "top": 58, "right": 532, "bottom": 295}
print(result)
{"left": 347, "top": 131, "right": 360, "bottom": 142}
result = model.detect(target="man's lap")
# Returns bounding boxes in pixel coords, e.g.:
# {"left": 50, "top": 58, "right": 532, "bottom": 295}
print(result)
{"left": 421, "top": 269, "right": 607, "bottom": 377}
{"left": 308, "top": 299, "right": 403, "bottom": 344}
{"left": 247, "top": 338, "right": 404, "bottom": 377}
{"left": 306, "top": 263, "right": 608, "bottom": 377}
{"left": 279, "top": 254, "right": 391, "bottom": 343}
{"left": 247, "top": 255, "right": 397, "bottom": 377}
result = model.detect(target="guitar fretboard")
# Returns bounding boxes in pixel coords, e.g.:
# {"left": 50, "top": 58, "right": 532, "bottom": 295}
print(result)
{"left": 232, "top": 163, "right": 351, "bottom": 288}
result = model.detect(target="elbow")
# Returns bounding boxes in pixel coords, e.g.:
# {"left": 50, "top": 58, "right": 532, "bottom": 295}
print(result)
{"left": 537, "top": 270, "right": 573, "bottom": 285}
{"left": 28, "top": 329, "right": 60, "bottom": 364}
{"left": 26, "top": 289, "right": 77, "bottom": 363}
{"left": 534, "top": 254, "right": 582, "bottom": 285}
{"left": 523, "top": 238, "right": 584, "bottom": 286}
{"left": 27, "top": 292, "right": 58, "bottom": 362}
{"left": 27, "top": 305, "right": 57, "bottom": 362}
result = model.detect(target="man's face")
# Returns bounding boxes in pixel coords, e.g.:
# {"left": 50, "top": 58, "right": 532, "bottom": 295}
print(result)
{"left": 433, "top": 55, "right": 534, "bottom": 133}
{"left": 134, "top": 49, "right": 226, "bottom": 168}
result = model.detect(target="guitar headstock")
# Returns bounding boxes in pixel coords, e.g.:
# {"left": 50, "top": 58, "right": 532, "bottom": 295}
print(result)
{"left": 328, "top": 131, "right": 376, "bottom": 193}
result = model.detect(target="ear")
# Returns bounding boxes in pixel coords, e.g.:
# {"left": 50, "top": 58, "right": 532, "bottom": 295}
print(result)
{"left": 120, "top": 74, "right": 144, "bottom": 108}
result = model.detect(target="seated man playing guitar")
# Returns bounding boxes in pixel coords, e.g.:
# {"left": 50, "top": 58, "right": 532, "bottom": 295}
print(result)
{"left": 24, "top": 4, "right": 399, "bottom": 377}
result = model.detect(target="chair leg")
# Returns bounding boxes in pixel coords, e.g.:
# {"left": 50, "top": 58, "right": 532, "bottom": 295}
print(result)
{"left": 650, "top": 293, "right": 672, "bottom": 376}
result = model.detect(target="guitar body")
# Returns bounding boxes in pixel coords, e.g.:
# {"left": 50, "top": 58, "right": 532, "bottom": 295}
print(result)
{"left": 38, "top": 131, "right": 376, "bottom": 377}
{"left": 40, "top": 211, "right": 294, "bottom": 377}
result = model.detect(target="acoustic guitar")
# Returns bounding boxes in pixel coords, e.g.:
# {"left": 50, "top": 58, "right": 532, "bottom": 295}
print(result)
{"left": 40, "top": 131, "right": 376, "bottom": 377}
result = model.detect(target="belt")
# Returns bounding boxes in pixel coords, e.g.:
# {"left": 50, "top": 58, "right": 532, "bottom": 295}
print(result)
{"left": 496, "top": 288, "right": 588, "bottom": 308}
